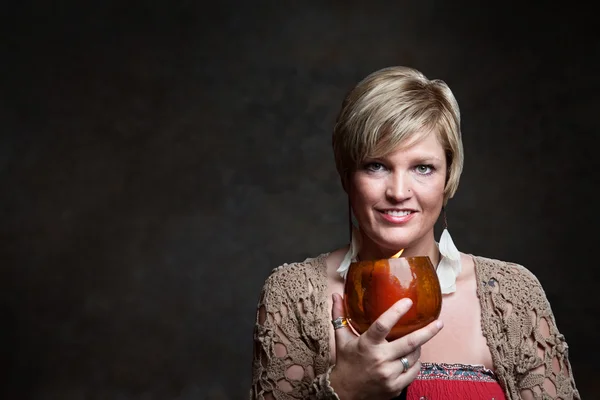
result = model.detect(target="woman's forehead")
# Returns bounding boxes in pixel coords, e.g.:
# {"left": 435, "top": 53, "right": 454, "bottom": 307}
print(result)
{"left": 368, "top": 129, "right": 445, "bottom": 158}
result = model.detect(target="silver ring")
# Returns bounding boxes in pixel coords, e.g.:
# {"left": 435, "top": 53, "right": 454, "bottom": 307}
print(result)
{"left": 400, "top": 357, "right": 410, "bottom": 372}
{"left": 332, "top": 317, "right": 349, "bottom": 330}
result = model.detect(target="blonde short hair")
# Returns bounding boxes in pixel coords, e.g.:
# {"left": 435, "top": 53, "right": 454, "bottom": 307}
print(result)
{"left": 332, "top": 66, "right": 464, "bottom": 204}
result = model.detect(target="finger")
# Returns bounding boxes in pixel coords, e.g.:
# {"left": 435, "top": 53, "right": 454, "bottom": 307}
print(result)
{"left": 363, "top": 298, "right": 414, "bottom": 343}
{"left": 331, "top": 293, "right": 356, "bottom": 346}
{"left": 391, "top": 358, "right": 421, "bottom": 395}
{"left": 389, "top": 319, "right": 444, "bottom": 355}
{"left": 398, "top": 349, "right": 421, "bottom": 374}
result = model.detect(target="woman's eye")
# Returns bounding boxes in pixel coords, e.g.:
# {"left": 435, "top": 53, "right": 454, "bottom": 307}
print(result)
{"left": 415, "top": 164, "right": 434, "bottom": 174}
{"left": 366, "top": 162, "right": 386, "bottom": 172}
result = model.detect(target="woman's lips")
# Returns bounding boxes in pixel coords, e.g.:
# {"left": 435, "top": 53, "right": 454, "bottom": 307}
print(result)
{"left": 378, "top": 210, "right": 416, "bottom": 224}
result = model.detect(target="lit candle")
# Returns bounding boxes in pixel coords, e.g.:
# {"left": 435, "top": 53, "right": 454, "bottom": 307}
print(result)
{"left": 391, "top": 249, "right": 404, "bottom": 258}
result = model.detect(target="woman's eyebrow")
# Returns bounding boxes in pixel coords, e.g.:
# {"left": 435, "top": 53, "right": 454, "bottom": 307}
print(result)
{"left": 414, "top": 156, "right": 442, "bottom": 162}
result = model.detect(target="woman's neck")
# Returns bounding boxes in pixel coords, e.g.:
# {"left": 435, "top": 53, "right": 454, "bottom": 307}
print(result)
{"left": 357, "top": 236, "right": 440, "bottom": 266}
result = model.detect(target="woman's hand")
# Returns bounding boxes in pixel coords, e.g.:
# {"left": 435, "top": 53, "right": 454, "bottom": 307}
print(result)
{"left": 328, "top": 293, "right": 443, "bottom": 400}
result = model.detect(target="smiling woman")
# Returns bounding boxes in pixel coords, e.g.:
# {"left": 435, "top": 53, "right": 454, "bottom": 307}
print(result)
{"left": 249, "top": 66, "right": 580, "bottom": 400}
{"left": 348, "top": 133, "right": 447, "bottom": 261}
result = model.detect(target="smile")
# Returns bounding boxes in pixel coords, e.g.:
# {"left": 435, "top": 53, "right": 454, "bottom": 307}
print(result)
{"left": 383, "top": 210, "right": 412, "bottom": 217}
{"left": 379, "top": 209, "right": 416, "bottom": 224}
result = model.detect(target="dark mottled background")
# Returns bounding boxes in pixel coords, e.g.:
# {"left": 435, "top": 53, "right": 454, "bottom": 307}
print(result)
{"left": 1, "top": 1, "right": 598, "bottom": 399}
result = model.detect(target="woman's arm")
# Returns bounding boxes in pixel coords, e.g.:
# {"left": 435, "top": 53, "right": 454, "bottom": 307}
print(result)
{"left": 250, "top": 264, "right": 337, "bottom": 400}
{"left": 514, "top": 270, "right": 580, "bottom": 400}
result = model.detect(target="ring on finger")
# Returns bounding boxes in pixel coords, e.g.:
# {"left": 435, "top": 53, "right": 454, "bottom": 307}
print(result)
{"left": 331, "top": 317, "right": 349, "bottom": 330}
{"left": 400, "top": 356, "right": 410, "bottom": 372}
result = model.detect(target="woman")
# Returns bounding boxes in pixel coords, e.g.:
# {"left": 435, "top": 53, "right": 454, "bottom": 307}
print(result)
{"left": 250, "top": 66, "right": 579, "bottom": 399}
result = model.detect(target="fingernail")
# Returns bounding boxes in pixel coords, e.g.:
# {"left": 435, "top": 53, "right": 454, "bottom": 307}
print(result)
{"left": 436, "top": 320, "right": 444, "bottom": 329}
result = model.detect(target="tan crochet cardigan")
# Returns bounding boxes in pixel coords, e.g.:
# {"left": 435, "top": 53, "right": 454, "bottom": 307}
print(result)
{"left": 250, "top": 253, "right": 580, "bottom": 399}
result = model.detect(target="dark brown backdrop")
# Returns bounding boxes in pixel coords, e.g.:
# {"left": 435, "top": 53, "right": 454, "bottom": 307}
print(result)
{"left": 1, "top": 1, "right": 597, "bottom": 399}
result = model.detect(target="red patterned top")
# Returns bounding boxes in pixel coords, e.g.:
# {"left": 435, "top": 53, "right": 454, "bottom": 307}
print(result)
{"left": 406, "top": 363, "right": 506, "bottom": 400}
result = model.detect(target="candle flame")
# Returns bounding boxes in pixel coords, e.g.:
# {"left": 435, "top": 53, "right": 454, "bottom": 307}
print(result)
{"left": 391, "top": 249, "right": 405, "bottom": 258}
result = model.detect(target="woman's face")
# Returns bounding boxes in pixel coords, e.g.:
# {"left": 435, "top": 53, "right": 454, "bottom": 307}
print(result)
{"left": 349, "top": 131, "right": 447, "bottom": 259}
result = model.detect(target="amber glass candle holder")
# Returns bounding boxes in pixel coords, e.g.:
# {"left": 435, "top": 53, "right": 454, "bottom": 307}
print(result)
{"left": 343, "top": 256, "right": 442, "bottom": 340}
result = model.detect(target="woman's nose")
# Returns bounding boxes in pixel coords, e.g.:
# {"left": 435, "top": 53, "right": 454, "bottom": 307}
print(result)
{"left": 385, "top": 173, "right": 412, "bottom": 202}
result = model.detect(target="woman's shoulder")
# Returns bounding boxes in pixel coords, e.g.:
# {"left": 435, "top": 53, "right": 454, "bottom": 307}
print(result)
{"left": 471, "top": 254, "right": 547, "bottom": 299}
{"left": 257, "top": 253, "right": 333, "bottom": 343}
{"left": 270, "top": 252, "right": 329, "bottom": 273}
{"left": 472, "top": 254, "right": 541, "bottom": 283}
{"left": 260, "top": 252, "right": 330, "bottom": 296}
